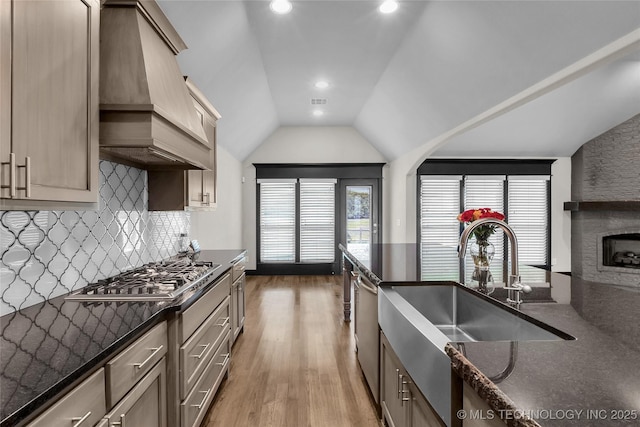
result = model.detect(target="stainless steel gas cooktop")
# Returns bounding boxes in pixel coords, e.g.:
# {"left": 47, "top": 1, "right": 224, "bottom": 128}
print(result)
{"left": 66, "top": 258, "right": 221, "bottom": 302}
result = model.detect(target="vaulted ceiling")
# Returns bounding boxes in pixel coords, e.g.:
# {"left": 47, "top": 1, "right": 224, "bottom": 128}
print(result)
{"left": 158, "top": 1, "right": 640, "bottom": 162}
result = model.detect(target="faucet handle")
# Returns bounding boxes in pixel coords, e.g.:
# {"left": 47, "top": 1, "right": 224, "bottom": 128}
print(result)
{"left": 521, "top": 284, "right": 532, "bottom": 294}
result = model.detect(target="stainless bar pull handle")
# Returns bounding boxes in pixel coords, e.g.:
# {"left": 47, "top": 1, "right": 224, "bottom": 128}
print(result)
{"left": 191, "top": 343, "right": 210, "bottom": 359}
{"left": 204, "top": 192, "right": 211, "bottom": 205}
{"left": 400, "top": 379, "right": 410, "bottom": 406}
{"left": 191, "top": 388, "right": 212, "bottom": 410}
{"left": 16, "top": 156, "right": 30, "bottom": 197}
{"left": 396, "top": 370, "right": 401, "bottom": 398}
{"left": 216, "top": 317, "right": 230, "bottom": 327}
{"left": 133, "top": 345, "right": 163, "bottom": 370}
{"left": 111, "top": 414, "right": 125, "bottom": 427}
{"left": 1, "top": 153, "right": 16, "bottom": 197}
{"left": 71, "top": 411, "right": 92, "bottom": 427}
{"left": 216, "top": 353, "right": 230, "bottom": 366}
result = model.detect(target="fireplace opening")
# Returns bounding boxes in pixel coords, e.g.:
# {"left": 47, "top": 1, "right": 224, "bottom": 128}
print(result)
{"left": 602, "top": 233, "right": 640, "bottom": 269}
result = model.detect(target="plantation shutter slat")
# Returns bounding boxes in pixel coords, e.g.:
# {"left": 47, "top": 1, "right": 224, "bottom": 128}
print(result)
{"left": 508, "top": 176, "right": 549, "bottom": 283}
{"left": 259, "top": 180, "right": 296, "bottom": 262}
{"left": 463, "top": 176, "right": 505, "bottom": 284}
{"left": 420, "top": 176, "right": 461, "bottom": 280}
{"left": 300, "top": 179, "right": 336, "bottom": 263}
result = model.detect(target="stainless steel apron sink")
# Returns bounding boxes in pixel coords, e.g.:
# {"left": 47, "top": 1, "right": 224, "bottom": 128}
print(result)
{"left": 378, "top": 283, "right": 573, "bottom": 426}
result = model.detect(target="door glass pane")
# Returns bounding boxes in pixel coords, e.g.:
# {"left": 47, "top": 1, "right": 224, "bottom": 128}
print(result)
{"left": 346, "top": 186, "right": 372, "bottom": 269}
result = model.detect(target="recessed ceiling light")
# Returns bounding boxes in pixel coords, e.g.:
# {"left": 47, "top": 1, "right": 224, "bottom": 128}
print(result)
{"left": 379, "top": 0, "right": 398, "bottom": 14}
{"left": 312, "top": 110, "right": 324, "bottom": 117}
{"left": 270, "top": 0, "right": 292, "bottom": 15}
{"left": 315, "top": 81, "right": 329, "bottom": 89}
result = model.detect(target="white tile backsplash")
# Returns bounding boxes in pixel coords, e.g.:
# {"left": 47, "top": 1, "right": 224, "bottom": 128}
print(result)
{"left": 0, "top": 161, "right": 190, "bottom": 314}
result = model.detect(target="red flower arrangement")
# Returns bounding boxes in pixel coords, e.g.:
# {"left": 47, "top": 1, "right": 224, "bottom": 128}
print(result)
{"left": 457, "top": 208, "right": 505, "bottom": 242}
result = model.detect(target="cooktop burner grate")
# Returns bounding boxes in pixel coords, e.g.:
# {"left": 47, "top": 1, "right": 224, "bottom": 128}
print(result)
{"left": 66, "top": 259, "right": 221, "bottom": 301}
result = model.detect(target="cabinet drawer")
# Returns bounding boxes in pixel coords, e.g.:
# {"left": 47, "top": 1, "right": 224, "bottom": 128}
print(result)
{"left": 181, "top": 332, "right": 230, "bottom": 427}
{"left": 104, "top": 357, "right": 166, "bottom": 427}
{"left": 106, "top": 321, "right": 167, "bottom": 407}
{"left": 181, "top": 273, "right": 231, "bottom": 342}
{"left": 231, "top": 257, "right": 246, "bottom": 282}
{"left": 180, "top": 296, "right": 230, "bottom": 399}
{"left": 26, "top": 368, "right": 105, "bottom": 427}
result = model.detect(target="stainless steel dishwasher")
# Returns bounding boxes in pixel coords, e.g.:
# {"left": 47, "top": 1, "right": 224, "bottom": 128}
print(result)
{"left": 353, "top": 270, "right": 379, "bottom": 405}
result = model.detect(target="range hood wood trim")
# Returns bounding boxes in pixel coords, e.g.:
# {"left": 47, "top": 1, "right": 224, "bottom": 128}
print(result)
{"left": 100, "top": 111, "right": 212, "bottom": 170}
{"left": 564, "top": 201, "right": 640, "bottom": 211}
{"left": 103, "top": 0, "right": 187, "bottom": 54}
{"left": 184, "top": 77, "right": 222, "bottom": 120}
{"left": 100, "top": 104, "right": 210, "bottom": 148}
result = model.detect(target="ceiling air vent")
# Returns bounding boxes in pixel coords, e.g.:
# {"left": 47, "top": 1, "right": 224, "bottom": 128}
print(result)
{"left": 311, "top": 98, "right": 327, "bottom": 105}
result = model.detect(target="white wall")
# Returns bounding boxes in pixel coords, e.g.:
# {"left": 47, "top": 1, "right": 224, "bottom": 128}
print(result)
{"left": 550, "top": 158, "right": 572, "bottom": 272}
{"left": 242, "top": 126, "right": 387, "bottom": 269}
{"left": 190, "top": 145, "right": 244, "bottom": 249}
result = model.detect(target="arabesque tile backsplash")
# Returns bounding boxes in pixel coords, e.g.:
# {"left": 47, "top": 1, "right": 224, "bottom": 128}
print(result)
{"left": 0, "top": 161, "right": 190, "bottom": 314}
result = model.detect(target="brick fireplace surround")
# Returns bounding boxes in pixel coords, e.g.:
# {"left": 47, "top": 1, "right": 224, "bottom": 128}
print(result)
{"left": 571, "top": 113, "right": 640, "bottom": 288}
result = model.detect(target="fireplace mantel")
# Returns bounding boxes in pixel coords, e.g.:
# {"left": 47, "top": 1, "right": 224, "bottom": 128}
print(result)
{"left": 564, "top": 200, "right": 640, "bottom": 212}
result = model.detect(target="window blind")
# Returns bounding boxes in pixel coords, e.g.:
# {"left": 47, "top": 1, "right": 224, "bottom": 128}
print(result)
{"left": 259, "top": 180, "right": 296, "bottom": 263}
{"left": 463, "top": 176, "right": 505, "bottom": 284}
{"left": 508, "top": 176, "right": 549, "bottom": 281}
{"left": 419, "top": 176, "right": 461, "bottom": 280}
{"left": 300, "top": 179, "right": 336, "bottom": 263}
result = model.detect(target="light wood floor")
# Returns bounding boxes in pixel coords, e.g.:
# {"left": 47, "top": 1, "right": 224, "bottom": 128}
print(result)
{"left": 202, "top": 275, "right": 380, "bottom": 427}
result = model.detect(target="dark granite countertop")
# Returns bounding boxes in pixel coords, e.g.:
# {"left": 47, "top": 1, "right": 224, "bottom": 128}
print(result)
{"left": 0, "top": 249, "right": 246, "bottom": 427}
{"left": 341, "top": 244, "right": 640, "bottom": 426}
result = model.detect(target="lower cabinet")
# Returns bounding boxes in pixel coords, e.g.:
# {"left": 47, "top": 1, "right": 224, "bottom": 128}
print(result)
{"left": 103, "top": 357, "right": 167, "bottom": 427}
{"left": 167, "top": 273, "right": 232, "bottom": 427}
{"left": 25, "top": 321, "right": 168, "bottom": 427}
{"left": 181, "top": 332, "right": 231, "bottom": 427}
{"left": 25, "top": 369, "right": 106, "bottom": 427}
{"left": 230, "top": 255, "right": 246, "bottom": 345}
{"left": 381, "top": 332, "right": 444, "bottom": 427}
{"left": 230, "top": 273, "right": 245, "bottom": 344}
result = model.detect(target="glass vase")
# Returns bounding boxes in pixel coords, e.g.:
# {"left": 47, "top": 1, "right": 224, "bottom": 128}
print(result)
{"left": 469, "top": 238, "right": 495, "bottom": 294}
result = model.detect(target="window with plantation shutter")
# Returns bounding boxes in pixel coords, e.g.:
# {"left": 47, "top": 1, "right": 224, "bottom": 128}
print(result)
{"left": 463, "top": 176, "right": 505, "bottom": 284}
{"left": 300, "top": 179, "right": 336, "bottom": 263}
{"left": 419, "top": 176, "right": 461, "bottom": 281}
{"left": 258, "top": 179, "right": 296, "bottom": 262}
{"left": 508, "top": 176, "right": 549, "bottom": 283}
{"left": 418, "top": 168, "right": 551, "bottom": 282}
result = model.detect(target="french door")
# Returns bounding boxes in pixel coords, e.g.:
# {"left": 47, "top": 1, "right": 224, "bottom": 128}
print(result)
{"left": 338, "top": 179, "right": 381, "bottom": 275}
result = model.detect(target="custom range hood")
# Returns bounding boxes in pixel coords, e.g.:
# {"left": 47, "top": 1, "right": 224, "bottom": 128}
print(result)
{"left": 99, "top": 0, "right": 211, "bottom": 169}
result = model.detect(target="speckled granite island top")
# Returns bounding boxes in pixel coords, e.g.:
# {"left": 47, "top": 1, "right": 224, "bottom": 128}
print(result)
{"left": 341, "top": 244, "right": 640, "bottom": 426}
{"left": 0, "top": 249, "right": 246, "bottom": 427}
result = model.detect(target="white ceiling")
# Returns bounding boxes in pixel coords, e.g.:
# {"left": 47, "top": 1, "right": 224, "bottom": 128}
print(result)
{"left": 158, "top": 1, "right": 640, "bottom": 162}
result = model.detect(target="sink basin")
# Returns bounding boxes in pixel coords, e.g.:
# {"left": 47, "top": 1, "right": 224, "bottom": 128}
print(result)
{"left": 393, "top": 284, "right": 573, "bottom": 342}
{"left": 378, "top": 283, "right": 573, "bottom": 426}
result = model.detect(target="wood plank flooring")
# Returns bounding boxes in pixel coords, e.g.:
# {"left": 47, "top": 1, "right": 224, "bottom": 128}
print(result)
{"left": 202, "top": 275, "right": 380, "bottom": 427}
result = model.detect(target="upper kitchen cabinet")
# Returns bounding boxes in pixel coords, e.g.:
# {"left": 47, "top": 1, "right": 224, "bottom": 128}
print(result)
{"left": 0, "top": 0, "right": 100, "bottom": 209}
{"left": 99, "top": 0, "right": 213, "bottom": 170}
{"left": 148, "top": 78, "right": 220, "bottom": 211}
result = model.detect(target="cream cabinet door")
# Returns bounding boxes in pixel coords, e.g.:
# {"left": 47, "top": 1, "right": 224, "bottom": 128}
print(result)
{"left": 381, "top": 337, "right": 409, "bottom": 427}
{"left": 1, "top": 0, "right": 99, "bottom": 205}
{"left": 104, "top": 358, "right": 167, "bottom": 427}
{"left": 25, "top": 369, "right": 105, "bottom": 427}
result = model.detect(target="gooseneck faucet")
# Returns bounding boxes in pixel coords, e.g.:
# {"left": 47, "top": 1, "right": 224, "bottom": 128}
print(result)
{"left": 458, "top": 218, "right": 531, "bottom": 309}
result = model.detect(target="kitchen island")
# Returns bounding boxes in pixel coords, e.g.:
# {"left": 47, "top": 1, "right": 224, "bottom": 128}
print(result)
{"left": 341, "top": 243, "right": 640, "bottom": 426}
{"left": 0, "top": 249, "right": 246, "bottom": 427}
